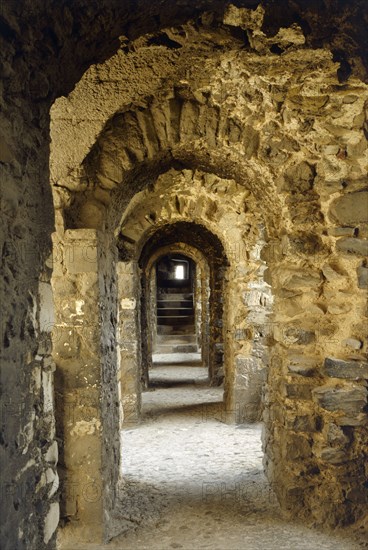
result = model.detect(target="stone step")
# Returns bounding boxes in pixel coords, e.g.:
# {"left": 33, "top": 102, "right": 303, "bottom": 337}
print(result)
{"left": 156, "top": 334, "right": 197, "bottom": 343}
{"left": 154, "top": 343, "right": 199, "bottom": 353}
{"left": 157, "top": 299, "right": 193, "bottom": 308}
{"left": 152, "top": 352, "right": 202, "bottom": 365}
{"left": 157, "top": 315, "right": 195, "bottom": 325}
{"left": 157, "top": 325, "right": 196, "bottom": 335}
{"left": 158, "top": 292, "right": 193, "bottom": 300}
{"left": 158, "top": 287, "right": 192, "bottom": 295}
{"left": 157, "top": 307, "right": 194, "bottom": 317}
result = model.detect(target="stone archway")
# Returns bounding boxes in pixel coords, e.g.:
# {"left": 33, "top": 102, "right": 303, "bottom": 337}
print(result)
{"left": 52, "top": 80, "right": 368, "bottom": 543}
{"left": 52, "top": 150, "right": 276, "bottom": 545}
{"left": 139, "top": 225, "right": 229, "bottom": 397}
{"left": 139, "top": 245, "right": 211, "bottom": 391}
{"left": 151, "top": 252, "right": 205, "bottom": 367}
{"left": 117, "top": 168, "right": 273, "bottom": 423}
{"left": 1, "top": 2, "right": 368, "bottom": 548}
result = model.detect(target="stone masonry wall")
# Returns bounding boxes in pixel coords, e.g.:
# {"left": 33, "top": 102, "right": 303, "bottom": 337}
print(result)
{"left": 52, "top": 229, "right": 121, "bottom": 544}
{"left": 119, "top": 169, "right": 271, "bottom": 421}
{"left": 0, "top": 78, "right": 58, "bottom": 550}
{"left": 53, "top": 24, "right": 367, "bottom": 527}
{"left": 1, "top": 2, "right": 367, "bottom": 547}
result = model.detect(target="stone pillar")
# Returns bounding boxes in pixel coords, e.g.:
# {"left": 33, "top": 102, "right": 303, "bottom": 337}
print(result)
{"left": 149, "top": 266, "right": 157, "bottom": 357}
{"left": 117, "top": 261, "right": 141, "bottom": 425}
{"left": 224, "top": 235, "right": 272, "bottom": 424}
{"left": 52, "top": 229, "right": 121, "bottom": 544}
{"left": 208, "top": 261, "right": 226, "bottom": 385}
{"left": 199, "top": 263, "right": 210, "bottom": 372}
{"left": 224, "top": 273, "right": 263, "bottom": 424}
{"left": 194, "top": 264, "right": 202, "bottom": 350}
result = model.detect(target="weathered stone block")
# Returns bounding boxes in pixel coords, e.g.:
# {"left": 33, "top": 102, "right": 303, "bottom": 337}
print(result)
{"left": 336, "top": 237, "right": 368, "bottom": 256}
{"left": 324, "top": 145, "right": 339, "bottom": 155}
{"left": 312, "top": 384, "right": 367, "bottom": 414}
{"left": 43, "top": 502, "right": 59, "bottom": 544}
{"left": 285, "top": 273, "right": 321, "bottom": 289}
{"left": 42, "top": 370, "right": 54, "bottom": 414}
{"left": 64, "top": 235, "right": 99, "bottom": 273}
{"left": 283, "top": 327, "right": 315, "bottom": 345}
{"left": 53, "top": 326, "right": 81, "bottom": 358}
{"left": 343, "top": 338, "right": 362, "bottom": 350}
{"left": 327, "top": 422, "right": 349, "bottom": 445}
{"left": 285, "top": 383, "right": 313, "bottom": 400}
{"left": 120, "top": 298, "right": 136, "bottom": 309}
{"left": 39, "top": 281, "right": 55, "bottom": 332}
{"left": 119, "top": 319, "right": 136, "bottom": 336}
{"left": 284, "top": 434, "right": 312, "bottom": 460}
{"left": 336, "top": 413, "right": 367, "bottom": 426}
{"left": 281, "top": 297, "right": 304, "bottom": 317}
{"left": 324, "top": 357, "right": 368, "bottom": 379}
{"left": 327, "top": 302, "right": 352, "bottom": 315}
{"left": 357, "top": 265, "right": 368, "bottom": 288}
{"left": 45, "top": 441, "right": 58, "bottom": 466}
{"left": 118, "top": 341, "right": 137, "bottom": 353}
{"left": 327, "top": 227, "right": 355, "bottom": 237}
{"left": 292, "top": 415, "right": 318, "bottom": 433}
{"left": 235, "top": 356, "right": 261, "bottom": 384}
{"left": 64, "top": 229, "right": 99, "bottom": 241}
{"left": 345, "top": 486, "right": 368, "bottom": 504}
{"left": 319, "top": 446, "right": 347, "bottom": 464}
{"left": 287, "top": 355, "right": 319, "bottom": 377}
{"left": 56, "top": 359, "right": 100, "bottom": 390}
{"left": 329, "top": 191, "right": 368, "bottom": 225}
{"left": 321, "top": 264, "right": 346, "bottom": 282}
{"left": 358, "top": 223, "right": 368, "bottom": 238}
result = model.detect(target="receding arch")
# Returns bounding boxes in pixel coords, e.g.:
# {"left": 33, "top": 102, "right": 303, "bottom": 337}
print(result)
{"left": 2, "top": 2, "right": 368, "bottom": 548}
{"left": 63, "top": 94, "right": 285, "bottom": 235}
{"left": 141, "top": 246, "right": 210, "bottom": 387}
{"left": 32, "top": 6, "right": 368, "bottom": 547}
{"left": 139, "top": 223, "right": 229, "bottom": 396}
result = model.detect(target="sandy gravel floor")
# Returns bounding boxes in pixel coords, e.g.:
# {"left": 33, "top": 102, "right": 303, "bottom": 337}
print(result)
{"left": 59, "top": 365, "right": 367, "bottom": 550}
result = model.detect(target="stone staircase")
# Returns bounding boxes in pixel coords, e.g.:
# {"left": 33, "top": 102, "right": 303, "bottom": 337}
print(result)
{"left": 156, "top": 289, "right": 198, "bottom": 353}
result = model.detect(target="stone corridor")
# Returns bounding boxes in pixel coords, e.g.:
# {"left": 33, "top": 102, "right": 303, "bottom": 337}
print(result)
{"left": 59, "top": 364, "right": 365, "bottom": 550}
{"left": 1, "top": 1, "right": 368, "bottom": 549}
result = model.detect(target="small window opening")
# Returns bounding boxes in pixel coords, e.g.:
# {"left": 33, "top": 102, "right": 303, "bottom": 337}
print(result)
{"left": 175, "top": 264, "right": 185, "bottom": 280}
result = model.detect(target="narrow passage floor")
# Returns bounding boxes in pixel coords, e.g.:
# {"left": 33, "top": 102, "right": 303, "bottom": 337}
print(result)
{"left": 61, "top": 364, "right": 366, "bottom": 549}
{"left": 114, "top": 364, "right": 362, "bottom": 550}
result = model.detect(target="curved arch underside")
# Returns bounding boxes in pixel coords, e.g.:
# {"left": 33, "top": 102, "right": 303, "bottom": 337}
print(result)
{"left": 51, "top": 4, "right": 368, "bottom": 538}
{"left": 2, "top": 2, "right": 368, "bottom": 548}
{"left": 139, "top": 220, "right": 229, "bottom": 269}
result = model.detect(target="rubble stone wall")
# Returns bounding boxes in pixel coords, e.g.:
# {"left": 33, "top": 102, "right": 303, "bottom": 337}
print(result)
{"left": 52, "top": 25, "right": 368, "bottom": 529}
{"left": 119, "top": 169, "right": 271, "bottom": 420}
{"left": 1, "top": 1, "right": 367, "bottom": 547}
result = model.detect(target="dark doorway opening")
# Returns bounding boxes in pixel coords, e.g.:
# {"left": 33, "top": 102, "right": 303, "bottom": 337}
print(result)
{"left": 155, "top": 254, "right": 199, "bottom": 358}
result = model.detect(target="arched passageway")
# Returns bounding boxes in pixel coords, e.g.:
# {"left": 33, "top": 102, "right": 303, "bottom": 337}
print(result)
{"left": 1, "top": 2, "right": 368, "bottom": 549}
{"left": 139, "top": 222, "right": 230, "bottom": 392}
{"left": 51, "top": 25, "right": 368, "bottom": 544}
{"left": 153, "top": 253, "right": 199, "bottom": 360}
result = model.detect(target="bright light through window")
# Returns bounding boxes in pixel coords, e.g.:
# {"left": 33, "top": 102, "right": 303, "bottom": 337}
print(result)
{"left": 175, "top": 265, "right": 185, "bottom": 280}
